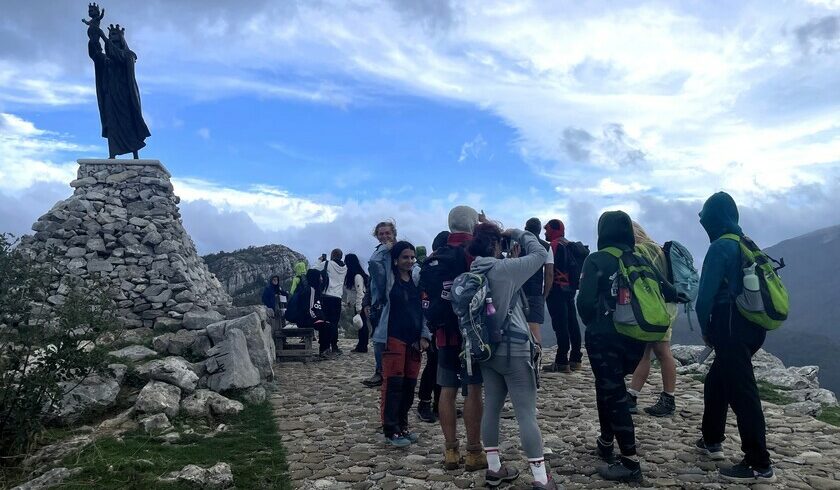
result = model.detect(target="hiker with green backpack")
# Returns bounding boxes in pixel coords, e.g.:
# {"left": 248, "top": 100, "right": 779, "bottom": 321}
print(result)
{"left": 576, "top": 210, "right": 686, "bottom": 483}
{"left": 695, "top": 191, "right": 787, "bottom": 484}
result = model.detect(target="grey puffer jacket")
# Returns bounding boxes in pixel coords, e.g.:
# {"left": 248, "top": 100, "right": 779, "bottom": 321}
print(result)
{"left": 469, "top": 229, "right": 548, "bottom": 357}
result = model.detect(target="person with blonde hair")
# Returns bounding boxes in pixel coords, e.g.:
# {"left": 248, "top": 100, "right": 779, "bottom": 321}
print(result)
{"left": 626, "top": 221, "right": 679, "bottom": 417}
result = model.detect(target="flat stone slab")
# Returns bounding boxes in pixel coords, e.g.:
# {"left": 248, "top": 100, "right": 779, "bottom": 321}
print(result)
{"left": 77, "top": 159, "right": 171, "bottom": 177}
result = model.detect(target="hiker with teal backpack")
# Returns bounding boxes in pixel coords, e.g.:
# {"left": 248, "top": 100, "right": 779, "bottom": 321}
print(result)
{"left": 455, "top": 222, "right": 558, "bottom": 489}
{"left": 695, "top": 191, "right": 788, "bottom": 484}
{"left": 576, "top": 211, "right": 686, "bottom": 483}
{"left": 626, "top": 222, "right": 686, "bottom": 417}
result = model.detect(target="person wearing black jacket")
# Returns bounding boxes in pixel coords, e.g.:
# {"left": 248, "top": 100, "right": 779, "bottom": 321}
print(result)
{"left": 576, "top": 210, "right": 680, "bottom": 483}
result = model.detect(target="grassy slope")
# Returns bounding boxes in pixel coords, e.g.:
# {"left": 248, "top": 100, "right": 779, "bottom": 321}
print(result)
{"left": 58, "top": 402, "right": 289, "bottom": 489}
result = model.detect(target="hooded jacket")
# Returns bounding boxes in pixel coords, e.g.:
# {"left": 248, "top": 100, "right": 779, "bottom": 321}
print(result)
{"left": 262, "top": 276, "right": 282, "bottom": 310}
{"left": 695, "top": 192, "right": 744, "bottom": 335}
{"left": 289, "top": 261, "right": 307, "bottom": 294}
{"left": 576, "top": 211, "right": 678, "bottom": 335}
{"left": 316, "top": 258, "right": 348, "bottom": 299}
{"left": 469, "top": 229, "right": 548, "bottom": 357}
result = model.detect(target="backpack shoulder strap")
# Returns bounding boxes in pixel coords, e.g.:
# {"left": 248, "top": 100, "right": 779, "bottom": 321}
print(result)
{"left": 602, "top": 247, "right": 622, "bottom": 259}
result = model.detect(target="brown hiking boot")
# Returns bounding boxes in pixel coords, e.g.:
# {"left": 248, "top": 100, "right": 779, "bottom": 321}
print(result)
{"left": 570, "top": 361, "right": 583, "bottom": 371}
{"left": 444, "top": 442, "right": 461, "bottom": 470}
{"left": 465, "top": 448, "right": 488, "bottom": 472}
{"left": 543, "top": 362, "right": 571, "bottom": 374}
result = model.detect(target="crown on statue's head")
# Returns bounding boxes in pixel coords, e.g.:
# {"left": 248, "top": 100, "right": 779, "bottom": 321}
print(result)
{"left": 108, "top": 24, "right": 125, "bottom": 36}
{"left": 89, "top": 2, "right": 98, "bottom": 8}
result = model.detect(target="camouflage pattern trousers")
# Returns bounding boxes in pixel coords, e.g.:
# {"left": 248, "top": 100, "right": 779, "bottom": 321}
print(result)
{"left": 584, "top": 330, "right": 645, "bottom": 456}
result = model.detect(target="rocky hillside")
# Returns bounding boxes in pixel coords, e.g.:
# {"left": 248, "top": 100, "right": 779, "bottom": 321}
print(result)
{"left": 203, "top": 245, "right": 307, "bottom": 306}
{"left": 272, "top": 339, "right": 840, "bottom": 489}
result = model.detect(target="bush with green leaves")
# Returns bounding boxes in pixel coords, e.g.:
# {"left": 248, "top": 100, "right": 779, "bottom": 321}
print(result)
{"left": 0, "top": 234, "right": 118, "bottom": 461}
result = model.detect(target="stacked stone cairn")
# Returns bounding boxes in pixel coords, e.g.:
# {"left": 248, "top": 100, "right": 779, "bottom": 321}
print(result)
{"left": 19, "top": 160, "right": 274, "bottom": 432}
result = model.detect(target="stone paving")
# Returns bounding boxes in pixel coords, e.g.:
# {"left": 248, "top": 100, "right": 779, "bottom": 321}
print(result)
{"left": 271, "top": 339, "right": 840, "bottom": 489}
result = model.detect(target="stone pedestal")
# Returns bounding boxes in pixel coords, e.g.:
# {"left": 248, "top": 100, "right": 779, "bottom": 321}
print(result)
{"left": 21, "top": 159, "right": 231, "bottom": 331}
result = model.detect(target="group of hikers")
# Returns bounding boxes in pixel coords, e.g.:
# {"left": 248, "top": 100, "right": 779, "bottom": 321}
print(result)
{"left": 263, "top": 191, "right": 785, "bottom": 488}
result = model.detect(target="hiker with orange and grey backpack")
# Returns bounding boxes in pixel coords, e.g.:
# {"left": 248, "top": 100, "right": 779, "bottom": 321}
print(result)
{"left": 695, "top": 191, "right": 786, "bottom": 484}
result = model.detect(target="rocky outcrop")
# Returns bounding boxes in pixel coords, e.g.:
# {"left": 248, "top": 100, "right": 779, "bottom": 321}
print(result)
{"left": 206, "top": 329, "right": 261, "bottom": 392}
{"left": 11, "top": 467, "right": 82, "bottom": 490}
{"left": 159, "top": 462, "right": 234, "bottom": 489}
{"left": 19, "top": 160, "right": 231, "bottom": 335}
{"left": 48, "top": 364, "right": 126, "bottom": 425}
{"left": 203, "top": 244, "right": 306, "bottom": 305}
{"left": 180, "top": 390, "right": 244, "bottom": 418}
{"left": 135, "top": 380, "right": 182, "bottom": 418}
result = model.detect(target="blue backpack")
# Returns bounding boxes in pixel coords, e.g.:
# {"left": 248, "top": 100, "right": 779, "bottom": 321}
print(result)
{"left": 663, "top": 240, "right": 700, "bottom": 329}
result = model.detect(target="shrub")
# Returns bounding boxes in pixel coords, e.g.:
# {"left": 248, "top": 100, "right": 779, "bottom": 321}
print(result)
{"left": 0, "top": 234, "right": 118, "bottom": 461}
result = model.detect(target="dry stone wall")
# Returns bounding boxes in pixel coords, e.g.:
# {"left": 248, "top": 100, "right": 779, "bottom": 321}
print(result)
{"left": 20, "top": 159, "right": 231, "bottom": 333}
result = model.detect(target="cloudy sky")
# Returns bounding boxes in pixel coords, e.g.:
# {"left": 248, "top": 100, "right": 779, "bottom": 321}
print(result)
{"left": 1, "top": 0, "right": 839, "bottom": 263}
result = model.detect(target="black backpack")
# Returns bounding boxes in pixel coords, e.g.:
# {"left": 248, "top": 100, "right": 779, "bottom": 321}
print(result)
{"left": 419, "top": 244, "right": 468, "bottom": 331}
{"left": 554, "top": 240, "right": 590, "bottom": 291}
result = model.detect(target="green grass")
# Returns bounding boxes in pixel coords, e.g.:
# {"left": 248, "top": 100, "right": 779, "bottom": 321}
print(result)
{"left": 817, "top": 406, "right": 840, "bottom": 427}
{"left": 55, "top": 402, "right": 289, "bottom": 489}
{"left": 756, "top": 381, "right": 794, "bottom": 405}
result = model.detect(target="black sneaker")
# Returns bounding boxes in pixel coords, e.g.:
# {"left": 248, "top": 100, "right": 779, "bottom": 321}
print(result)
{"left": 417, "top": 401, "right": 436, "bottom": 423}
{"left": 598, "top": 456, "right": 642, "bottom": 483}
{"left": 644, "top": 392, "right": 675, "bottom": 417}
{"left": 485, "top": 465, "right": 520, "bottom": 487}
{"left": 362, "top": 373, "right": 382, "bottom": 387}
{"left": 596, "top": 437, "right": 616, "bottom": 463}
{"left": 720, "top": 461, "right": 776, "bottom": 483}
{"left": 695, "top": 437, "right": 724, "bottom": 460}
{"left": 627, "top": 393, "right": 638, "bottom": 415}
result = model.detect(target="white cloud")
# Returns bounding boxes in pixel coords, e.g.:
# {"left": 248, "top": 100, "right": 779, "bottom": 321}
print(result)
{"left": 458, "top": 134, "right": 487, "bottom": 163}
{"left": 196, "top": 127, "right": 210, "bottom": 140}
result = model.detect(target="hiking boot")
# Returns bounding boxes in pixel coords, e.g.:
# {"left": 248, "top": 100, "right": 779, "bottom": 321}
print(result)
{"left": 543, "top": 362, "right": 571, "bottom": 373}
{"left": 598, "top": 456, "right": 642, "bottom": 483}
{"left": 465, "top": 448, "right": 488, "bottom": 472}
{"left": 417, "top": 401, "right": 437, "bottom": 423}
{"left": 485, "top": 465, "right": 520, "bottom": 487}
{"left": 531, "top": 475, "right": 561, "bottom": 489}
{"left": 695, "top": 437, "right": 725, "bottom": 460}
{"left": 719, "top": 461, "right": 776, "bottom": 483}
{"left": 627, "top": 393, "right": 638, "bottom": 415}
{"left": 385, "top": 434, "right": 411, "bottom": 448}
{"left": 332, "top": 347, "right": 343, "bottom": 355}
{"left": 570, "top": 361, "right": 583, "bottom": 371}
{"left": 351, "top": 347, "right": 367, "bottom": 353}
{"left": 596, "top": 437, "right": 616, "bottom": 463}
{"left": 444, "top": 444, "right": 461, "bottom": 470}
{"left": 362, "top": 373, "right": 382, "bottom": 387}
{"left": 401, "top": 430, "right": 419, "bottom": 443}
{"left": 644, "top": 392, "right": 675, "bottom": 417}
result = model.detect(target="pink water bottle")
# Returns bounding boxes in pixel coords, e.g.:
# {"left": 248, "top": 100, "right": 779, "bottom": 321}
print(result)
{"left": 485, "top": 297, "right": 497, "bottom": 316}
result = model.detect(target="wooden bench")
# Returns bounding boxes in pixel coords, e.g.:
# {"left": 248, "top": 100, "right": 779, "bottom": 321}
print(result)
{"left": 275, "top": 327, "right": 318, "bottom": 362}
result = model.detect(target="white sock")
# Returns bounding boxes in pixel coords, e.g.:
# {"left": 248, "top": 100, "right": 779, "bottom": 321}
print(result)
{"left": 486, "top": 448, "right": 501, "bottom": 471}
{"left": 529, "top": 458, "right": 548, "bottom": 485}
{"left": 628, "top": 388, "right": 640, "bottom": 397}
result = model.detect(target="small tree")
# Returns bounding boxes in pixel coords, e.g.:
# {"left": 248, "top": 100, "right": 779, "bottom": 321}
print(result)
{"left": 0, "top": 234, "right": 117, "bottom": 461}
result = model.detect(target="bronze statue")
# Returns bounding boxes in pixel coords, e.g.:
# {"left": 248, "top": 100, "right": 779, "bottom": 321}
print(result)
{"left": 83, "top": 3, "right": 150, "bottom": 159}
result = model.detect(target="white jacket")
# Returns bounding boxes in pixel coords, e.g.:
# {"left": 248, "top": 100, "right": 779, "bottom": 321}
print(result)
{"left": 316, "top": 259, "right": 348, "bottom": 299}
{"left": 344, "top": 273, "right": 366, "bottom": 313}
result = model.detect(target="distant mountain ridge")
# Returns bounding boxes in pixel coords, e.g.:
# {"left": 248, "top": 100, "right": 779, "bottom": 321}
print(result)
{"left": 203, "top": 244, "right": 307, "bottom": 306}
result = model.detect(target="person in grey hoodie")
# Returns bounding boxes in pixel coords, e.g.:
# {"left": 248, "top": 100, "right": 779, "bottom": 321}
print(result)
{"left": 468, "top": 222, "right": 558, "bottom": 490}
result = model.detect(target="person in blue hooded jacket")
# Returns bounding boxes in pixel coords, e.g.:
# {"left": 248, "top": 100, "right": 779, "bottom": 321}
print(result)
{"left": 694, "top": 192, "right": 775, "bottom": 483}
{"left": 261, "top": 275, "right": 289, "bottom": 319}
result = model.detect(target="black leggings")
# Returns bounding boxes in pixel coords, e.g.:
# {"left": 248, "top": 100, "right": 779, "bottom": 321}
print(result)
{"left": 547, "top": 290, "right": 582, "bottom": 365}
{"left": 417, "top": 347, "right": 441, "bottom": 408}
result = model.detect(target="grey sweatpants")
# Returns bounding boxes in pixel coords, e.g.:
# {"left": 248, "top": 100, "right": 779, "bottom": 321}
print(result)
{"left": 479, "top": 355, "right": 544, "bottom": 459}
